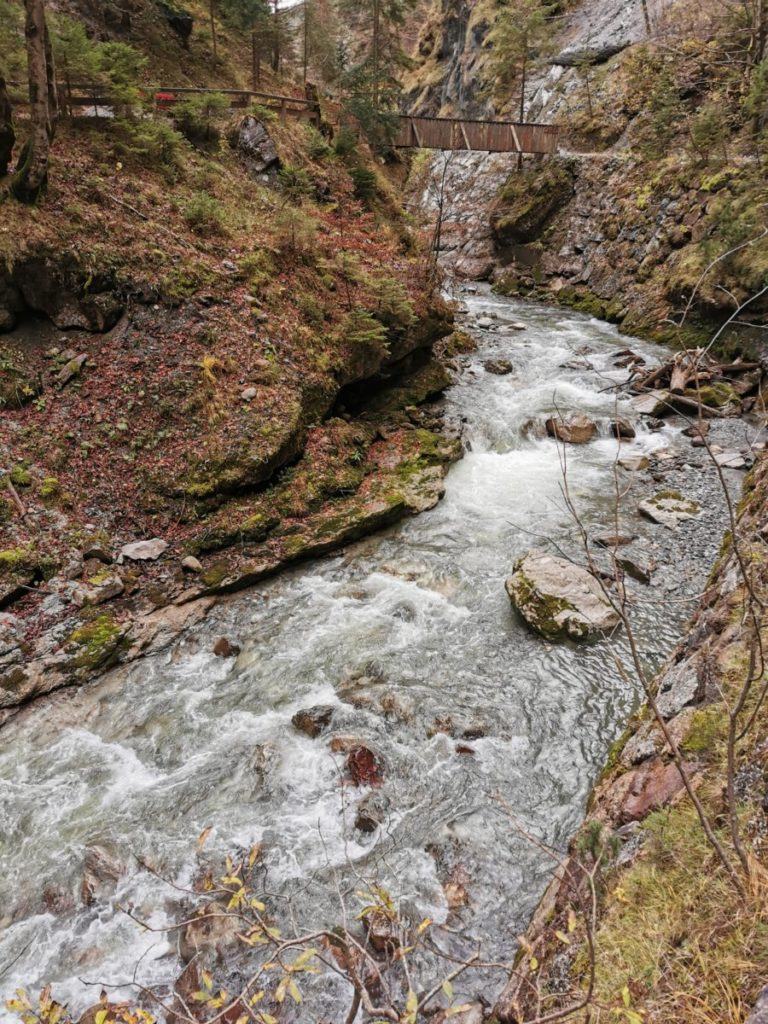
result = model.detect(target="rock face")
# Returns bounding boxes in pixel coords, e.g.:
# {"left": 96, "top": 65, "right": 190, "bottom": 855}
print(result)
{"left": 505, "top": 550, "right": 621, "bottom": 641}
{"left": 545, "top": 413, "right": 597, "bottom": 444}
{"left": 233, "top": 116, "right": 280, "bottom": 176}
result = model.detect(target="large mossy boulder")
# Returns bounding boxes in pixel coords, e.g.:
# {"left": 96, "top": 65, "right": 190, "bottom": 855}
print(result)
{"left": 505, "top": 550, "right": 621, "bottom": 641}
{"left": 490, "top": 160, "right": 575, "bottom": 246}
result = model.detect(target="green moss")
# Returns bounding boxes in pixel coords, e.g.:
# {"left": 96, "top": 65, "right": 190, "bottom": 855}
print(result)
{"left": 510, "top": 565, "right": 579, "bottom": 639}
{"left": 40, "top": 477, "right": 61, "bottom": 502}
{"left": 681, "top": 704, "right": 727, "bottom": 755}
{"left": 0, "top": 547, "right": 34, "bottom": 575}
{"left": 200, "top": 561, "right": 231, "bottom": 588}
{"left": 440, "top": 329, "right": 477, "bottom": 356}
{"left": 66, "top": 614, "right": 125, "bottom": 671}
{"left": 9, "top": 463, "right": 32, "bottom": 487}
{"left": 684, "top": 381, "right": 739, "bottom": 409}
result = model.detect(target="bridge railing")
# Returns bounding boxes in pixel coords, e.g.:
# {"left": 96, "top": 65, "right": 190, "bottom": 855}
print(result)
{"left": 392, "top": 115, "right": 560, "bottom": 154}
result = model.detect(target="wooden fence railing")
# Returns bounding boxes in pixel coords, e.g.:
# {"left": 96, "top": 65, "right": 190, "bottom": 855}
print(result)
{"left": 8, "top": 83, "right": 560, "bottom": 154}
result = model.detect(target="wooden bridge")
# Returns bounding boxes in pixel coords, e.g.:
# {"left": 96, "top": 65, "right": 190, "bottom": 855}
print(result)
{"left": 391, "top": 114, "right": 559, "bottom": 154}
{"left": 10, "top": 81, "right": 560, "bottom": 154}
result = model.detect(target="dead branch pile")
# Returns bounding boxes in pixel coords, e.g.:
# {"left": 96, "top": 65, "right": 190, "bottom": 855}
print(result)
{"left": 621, "top": 348, "right": 763, "bottom": 418}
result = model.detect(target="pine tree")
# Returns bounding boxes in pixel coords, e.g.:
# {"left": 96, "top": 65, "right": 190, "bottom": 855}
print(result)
{"left": 337, "top": 0, "right": 415, "bottom": 150}
{"left": 488, "top": 0, "right": 555, "bottom": 122}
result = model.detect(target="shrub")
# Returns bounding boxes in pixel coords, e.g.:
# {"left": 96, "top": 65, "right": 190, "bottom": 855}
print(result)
{"left": 350, "top": 165, "right": 377, "bottom": 202}
{"left": 332, "top": 124, "right": 359, "bottom": 157}
{"left": 183, "top": 192, "right": 227, "bottom": 234}
{"left": 277, "top": 164, "right": 313, "bottom": 203}
{"left": 304, "top": 123, "right": 332, "bottom": 160}
{"left": 173, "top": 92, "right": 230, "bottom": 147}
{"left": 273, "top": 207, "right": 318, "bottom": 262}
{"left": 238, "top": 249, "right": 277, "bottom": 294}
{"left": 112, "top": 118, "right": 184, "bottom": 171}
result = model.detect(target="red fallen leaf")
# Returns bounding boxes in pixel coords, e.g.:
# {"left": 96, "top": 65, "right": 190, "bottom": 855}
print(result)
{"left": 455, "top": 744, "right": 475, "bottom": 756}
{"left": 347, "top": 745, "right": 384, "bottom": 787}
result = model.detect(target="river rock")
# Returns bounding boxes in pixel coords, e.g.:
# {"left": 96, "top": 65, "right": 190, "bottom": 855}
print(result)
{"left": 505, "top": 550, "right": 621, "bottom": 641}
{"left": 639, "top": 491, "right": 701, "bottom": 528}
{"left": 346, "top": 744, "right": 384, "bottom": 786}
{"left": 213, "top": 636, "right": 240, "bottom": 658}
{"left": 631, "top": 390, "right": 671, "bottom": 417}
{"left": 292, "top": 705, "right": 334, "bottom": 738}
{"left": 178, "top": 901, "right": 241, "bottom": 963}
{"left": 618, "top": 454, "right": 649, "bottom": 472}
{"left": 118, "top": 538, "right": 168, "bottom": 563}
{"left": 683, "top": 421, "right": 710, "bottom": 439}
{"left": 593, "top": 531, "right": 637, "bottom": 548}
{"left": 616, "top": 556, "right": 652, "bottom": 585}
{"left": 355, "top": 791, "right": 388, "bottom": 833}
{"left": 484, "top": 359, "right": 514, "bottom": 375}
{"left": 476, "top": 316, "right": 495, "bottom": 330}
{"left": 81, "top": 843, "right": 125, "bottom": 906}
{"left": 545, "top": 413, "right": 597, "bottom": 444}
{"left": 611, "top": 416, "right": 636, "bottom": 439}
{"left": 521, "top": 417, "right": 547, "bottom": 439}
{"left": 714, "top": 450, "right": 747, "bottom": 469}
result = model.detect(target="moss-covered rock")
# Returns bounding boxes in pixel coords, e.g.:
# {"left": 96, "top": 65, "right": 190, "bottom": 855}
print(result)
{"left": 65, "top": 614, "right": 127, "bottom": 674}
{"left": 505, "top": 550, "right": 621, "bottom": 641}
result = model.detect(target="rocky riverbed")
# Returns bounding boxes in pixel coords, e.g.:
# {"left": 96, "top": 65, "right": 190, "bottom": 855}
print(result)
{"left": 0, "top": 286, "right": 762, "bottom": 1020}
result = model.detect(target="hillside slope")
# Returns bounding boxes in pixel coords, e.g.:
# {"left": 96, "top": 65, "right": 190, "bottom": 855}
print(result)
{"left": 0, "top": 5, "right": 463, "bottom": 720}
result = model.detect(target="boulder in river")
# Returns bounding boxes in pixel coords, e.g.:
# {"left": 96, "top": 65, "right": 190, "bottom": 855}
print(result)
{"left": 213, "top": 636, "right": 240, "bottom": 658}
{"left": 292, "top": 705, "right": 334, "bottom": 738}
{"left": 505, "top": 550, "right": 621, "bottom": 641}
{"left": 545, "top": 413, "right": 597, "bottom": 444}
{"left": 81, "top": 843, "right": 125, "bottom": 907}
{"left": 484, "top": 359, "right": 514, "bottom": 375}
{"left": 618, "top": 454, "right": 650, "bottom": 472}
{"left": 631, "top": 390, "right": 671, "bottom": 417}
{"left": 346, "top": 744, "right": 384, "bottom": 786}
{"left": 611, "top": 416, "right": 636, "bottom": 439}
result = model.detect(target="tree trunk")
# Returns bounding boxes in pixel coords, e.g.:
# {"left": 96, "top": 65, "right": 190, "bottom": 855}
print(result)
{"left": 251, "top": 29, "right": 260, "bottom": 90}
{"left": 372, "top": 0, "right": 381, "bottom": 110}
{"left": 517, "top": 49, "right": 527, "bottom": 170}
{"left": 302, "top": 0, "right": 309, "bottom": 84}
{"left": 209, "top": 0, "right": 218, "bottom": 62}
{"left": 271, "top": 0, "right": 280, "bottom": 73}
{"left": 12, "top": 0, "right": 56, "bottom": 203}
{"left": 0, "top": 76, "right": 15, "bottom": 177}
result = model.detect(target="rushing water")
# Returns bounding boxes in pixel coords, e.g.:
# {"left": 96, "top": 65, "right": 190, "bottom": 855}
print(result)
{"left": 0, "top": 289, "right": 736, "bottom": 1018}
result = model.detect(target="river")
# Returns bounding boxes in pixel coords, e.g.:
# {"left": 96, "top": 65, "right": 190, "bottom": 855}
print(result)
{"left": 0, "top": 287, "right": 739, "bottom": 1020}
